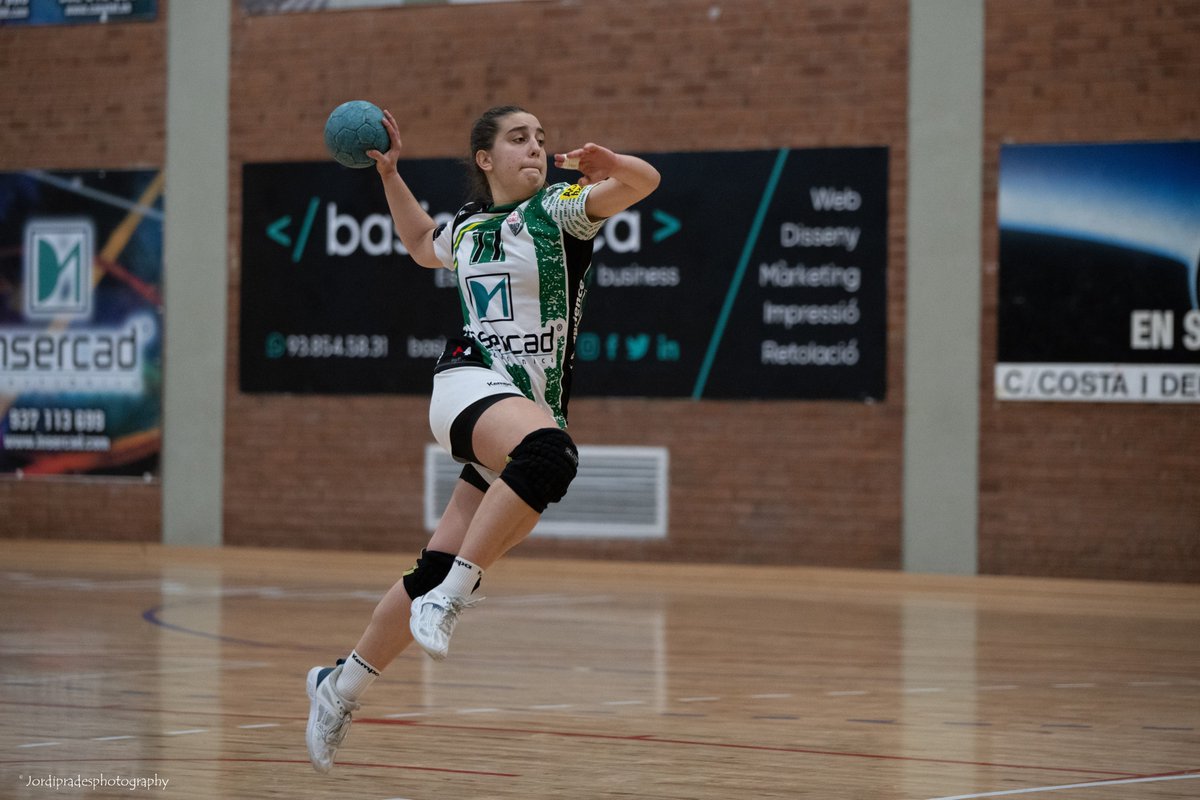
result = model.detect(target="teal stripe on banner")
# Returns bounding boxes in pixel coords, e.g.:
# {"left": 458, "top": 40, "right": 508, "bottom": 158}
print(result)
{"left": 292, "top": 196, "right": 319, "bottom": 263}
{"left": 691, "top": 147, "right": 790, "bottom": 400}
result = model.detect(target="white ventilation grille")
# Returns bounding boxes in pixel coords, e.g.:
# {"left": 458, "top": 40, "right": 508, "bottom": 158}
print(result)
{"left": 424, "top": 444, "right": 669, "bottom": 539}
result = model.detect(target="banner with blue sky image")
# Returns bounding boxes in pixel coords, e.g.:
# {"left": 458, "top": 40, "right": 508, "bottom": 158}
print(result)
{"left": 0, "top": 169, "right": 163, "bottom": 477}
{"left": 996, "top": 140, "right": 1200, "bottom": 403}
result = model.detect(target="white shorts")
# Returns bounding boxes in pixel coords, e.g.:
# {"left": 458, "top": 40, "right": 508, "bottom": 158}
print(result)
{"left": 428, "top": 365, "right": 524, "bottom": 472}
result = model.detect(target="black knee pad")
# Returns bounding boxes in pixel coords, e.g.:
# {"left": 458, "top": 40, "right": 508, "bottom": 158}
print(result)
{"left": 500, "top": 428, "right": 579, "bottom": 513}
{"left": 402, "top": 549, "right": 454, "bottom": 600}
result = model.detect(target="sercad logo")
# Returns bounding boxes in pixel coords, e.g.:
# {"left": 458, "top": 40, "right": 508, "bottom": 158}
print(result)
{"left": 467, "top": 273, "right": 514, "bottom": 322}
{"left": 24, "top": 218, "right": 94, "bottom": 320}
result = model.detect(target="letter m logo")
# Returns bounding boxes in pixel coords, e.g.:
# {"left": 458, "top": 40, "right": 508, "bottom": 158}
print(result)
{"left": 466, "top": 273, "right": 514, "bottom": 322}
{"left": 24, "top": 218, "right": 94, "bottom": 320}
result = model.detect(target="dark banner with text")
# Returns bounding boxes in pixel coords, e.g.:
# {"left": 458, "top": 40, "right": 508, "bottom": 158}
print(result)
{"left": 240, "top": 147, "right": 888, "bottom": 400}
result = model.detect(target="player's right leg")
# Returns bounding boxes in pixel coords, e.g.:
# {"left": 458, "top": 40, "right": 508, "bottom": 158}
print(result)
{"left": 411, "top": 396, "right": 579, "bottom": 660}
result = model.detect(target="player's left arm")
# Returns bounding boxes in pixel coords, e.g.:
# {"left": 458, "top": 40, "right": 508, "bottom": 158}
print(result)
{"left": 555, "top": 144, "right": 660, "bottom": 220}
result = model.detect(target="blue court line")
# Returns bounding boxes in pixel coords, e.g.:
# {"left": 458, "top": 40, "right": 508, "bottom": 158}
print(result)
{"left": 141, "top": 604, "right": 324, "bottom": 651}
{"left": 691, "top": 148, "right": 790, "bottom": 399}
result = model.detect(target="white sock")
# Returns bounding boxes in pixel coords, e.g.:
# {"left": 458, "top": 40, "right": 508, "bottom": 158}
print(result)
{"left": 335, "top": 650, "right": 379, "bottom": 702}
{"left": 439, "top": 556, "right": 484, "bottom": 598}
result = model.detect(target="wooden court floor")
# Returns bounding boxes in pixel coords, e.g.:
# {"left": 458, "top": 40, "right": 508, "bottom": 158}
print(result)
{"left": 1, "top": 540, "right": 1197, "bottom": 799}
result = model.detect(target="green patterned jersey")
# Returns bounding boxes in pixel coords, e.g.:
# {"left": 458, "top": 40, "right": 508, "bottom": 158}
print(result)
{"left": 432, "top": 181, "right": 603, "bottom": 427}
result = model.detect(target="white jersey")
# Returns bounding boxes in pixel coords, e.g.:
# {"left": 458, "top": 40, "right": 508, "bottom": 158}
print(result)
{"left": 432, "top": 181, "right": 603, "bottom": 427}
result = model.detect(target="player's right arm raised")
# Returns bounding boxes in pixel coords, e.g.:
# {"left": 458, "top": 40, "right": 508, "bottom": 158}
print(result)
{"left": 367, "top": 109, "right": 441, "bottom": 269}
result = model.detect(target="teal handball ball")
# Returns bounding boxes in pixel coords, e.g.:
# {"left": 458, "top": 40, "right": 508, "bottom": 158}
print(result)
{"left": 324, "top": 100, "right": 388, "bottom": 168}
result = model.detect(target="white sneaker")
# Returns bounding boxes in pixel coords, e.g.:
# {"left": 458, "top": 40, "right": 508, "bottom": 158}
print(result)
{"left": 409, "top": 588, "right": 483, "bottom": 661}
{"left": 305, "top": 662, "right": 360, "bottom": 774}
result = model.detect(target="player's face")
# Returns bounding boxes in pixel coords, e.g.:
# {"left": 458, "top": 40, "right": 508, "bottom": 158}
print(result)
{"left": 479, "top": 112, "right": 546, "bottom": 204}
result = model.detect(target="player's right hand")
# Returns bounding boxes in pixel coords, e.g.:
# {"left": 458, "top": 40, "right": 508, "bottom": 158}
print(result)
{"left": 367, "top": 108, "right": 403, "bottom": 176}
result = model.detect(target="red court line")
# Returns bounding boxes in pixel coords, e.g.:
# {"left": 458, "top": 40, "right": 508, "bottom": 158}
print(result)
{"left": 0, "top": 756, "right": 517, "bottom": 777}
{"left": 362, "top": 718, "right": 1139, "bottom": 779}
{"left": 0, "top": 700, "right": 1152, "bottom": 781}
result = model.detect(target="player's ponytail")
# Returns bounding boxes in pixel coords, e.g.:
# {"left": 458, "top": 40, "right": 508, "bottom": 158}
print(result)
{"left": 466, "top": 104, "right": 528, "bottom": 205}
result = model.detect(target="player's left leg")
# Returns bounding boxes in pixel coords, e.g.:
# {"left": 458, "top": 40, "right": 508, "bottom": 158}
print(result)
{"left": 357, "top": 474, "right": 485, "bottom": 668}
{"left": 305, "top": 474, "right": 485, "bottom": 773}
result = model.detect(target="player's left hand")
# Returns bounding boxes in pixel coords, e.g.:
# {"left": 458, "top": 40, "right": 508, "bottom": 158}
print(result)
{"left": 555, "top": 143, "right": 618, "bottom": 186}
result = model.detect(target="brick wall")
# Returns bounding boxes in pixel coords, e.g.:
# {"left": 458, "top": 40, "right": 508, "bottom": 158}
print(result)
{"left": 980, "top": 0, "right": 1200, "bottom": 581}
{"left": 223, "top": 0, "right": 910, "bottom": 568}
{"left": 0, "top": 12, "right": 165, "bottom": 539}
{"left": 2, "top": 0, "right": 1196, "bottom": 581}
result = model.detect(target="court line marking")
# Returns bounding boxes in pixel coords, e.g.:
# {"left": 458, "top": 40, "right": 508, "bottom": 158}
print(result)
{"left": 0, "top": 756, "right": 518, "bottom": 777}
{"left": 925, "top": 770, "right": 1200, "bottom": 799}
{"left": 1143, "top": 725, "right": 1195, "bottom": 731}
{"left": 8, "top": 698, "right": 1188, "bottom": 789}
{"left": 365, "top": 719, "right": 1138, "bottom": 778}
{"left": 141, "top": 605, "right": 313, "bottom": 650}
{"left": 1, "top": 660, "right": 269, "bottom": 685}
{"left": 130, "top": 592, "right": 1194, "bottom": 709}
{"left": 11, "top": 693, "right": 1196, "bottom": 745}
{"left": 0, "top": 699, "right": 289, "bottom": 723}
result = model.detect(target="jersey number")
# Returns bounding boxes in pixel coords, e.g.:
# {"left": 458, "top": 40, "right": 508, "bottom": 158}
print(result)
{"left": 469, "top": 230, "right": 505, "bottom": 265}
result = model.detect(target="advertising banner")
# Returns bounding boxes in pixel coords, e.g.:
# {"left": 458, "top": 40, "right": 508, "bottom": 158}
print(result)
{"left": 241, "top": 0, "right": 541, "bottom": 13}
{"left": 239, "top": 160, "right": 459, "bottom": 394}
{"left": 0, "top": 0, "right": 156, "bottom": 26}
{"left": 240, "top": 147, "right": 888, "bottom": 400}
{"left": 996, "top": 141, "right": 1200, "bottom": 403}
{"left": 0, "top": 169, "right": 164, "bottom": 477}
